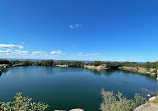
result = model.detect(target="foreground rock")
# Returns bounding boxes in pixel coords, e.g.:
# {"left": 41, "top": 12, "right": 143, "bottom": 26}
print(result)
{"left": 55, "top": 108, "right": 84, "bottom": 111}
{"left": 149, "top": 97, "right": 157, "bottom": 101}
{"left": 135, "top": 96, "right": 158, "bottom": 111}
{"left": 134, "top": 103, "right": 158, "bottom": 111}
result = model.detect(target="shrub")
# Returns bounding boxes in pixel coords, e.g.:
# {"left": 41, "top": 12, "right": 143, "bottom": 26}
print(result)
{"left": 100, "top": 89, "right": 146, "bottom": 111}
{"left": 0, "top": 92, "right": 48, "bottom": 111}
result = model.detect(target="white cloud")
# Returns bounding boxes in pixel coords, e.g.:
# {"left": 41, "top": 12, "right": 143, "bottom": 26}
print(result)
{"left": 0, "top": 44, "right": 24, "bottom": 49}
{"left": 31, "top": 51, "right": 49, "bottom": 59}
{"left": 0, "top": 49, "right": 12, "bottom": 53}
{"left": 32, "top": 51, "right": 47, "bottom": 55}
{"left": 78, "top": 53, "right": 99, "bottom": 57}
{"left": 0, "top": 49, "right": 29, "bottom": 56}
{"left": 51, "top": 50, "right": 65, "bottom": 55}
{"left": 0, "top": 49, "right": 30, "bottom": 59}
{"left": 69, "top": 24, "right": 82, "bottom": 29}
{"left": 15, "top": 50, "right": 29, "bottom": 55}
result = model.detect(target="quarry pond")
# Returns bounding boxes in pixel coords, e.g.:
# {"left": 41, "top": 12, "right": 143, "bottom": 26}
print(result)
{"left": 0, "top": 66, "right": 158, "bottom": 111}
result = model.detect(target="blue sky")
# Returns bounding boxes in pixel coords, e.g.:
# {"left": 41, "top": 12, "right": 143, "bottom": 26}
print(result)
{"left": 0, "top": 0, "right": 158, "bottom": 62}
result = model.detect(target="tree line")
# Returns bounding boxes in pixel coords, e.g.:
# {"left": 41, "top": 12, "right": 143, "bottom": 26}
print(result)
{"left": 1, "top": 59, "right": 158, "bottom": 69}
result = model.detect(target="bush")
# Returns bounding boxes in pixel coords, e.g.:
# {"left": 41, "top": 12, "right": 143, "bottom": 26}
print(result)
{"left": 100, "top": 89, "right": 146, "bottom": 111}
{"left": 0, "top": 59, "right": 10, "bottom": 64}
{"left": 0, "top": 92, "right": 48, "bottom": 111}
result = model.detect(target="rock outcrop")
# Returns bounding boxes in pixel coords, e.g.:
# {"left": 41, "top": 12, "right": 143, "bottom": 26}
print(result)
{"left": 84, "top": 65, "right": 107, "bottom": 70}
{"left": 134, "top": 96, "right": 158, "bottom": 111}
{"left": 134, "top": 103, "right": 158, "bottom": 111}
{"left": 56, "top": 65, "right": 69, "bottom": 67}
{"left": 12, "top": 63, "right": 24, "bottom": 67}
{"left": 119, "top": 66, "right": 157, "bottom": 76}
{"left": 0, "top": 64, "right": 10, "bottom": 68}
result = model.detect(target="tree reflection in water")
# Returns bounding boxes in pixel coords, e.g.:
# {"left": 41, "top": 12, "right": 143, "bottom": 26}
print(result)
{"left": 89, "top": 69, "right": 118, "bottom": 76}
{"left": 0, "top": 68, "right": 9, "bottom": 76}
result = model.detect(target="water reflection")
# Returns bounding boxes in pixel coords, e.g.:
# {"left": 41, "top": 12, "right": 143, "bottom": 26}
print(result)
{"left": 43, "top": 66, "right": 55, "bottom": 75}
{"left": 87, "top": 68, "right": 157, "bottom": 81}
{"left": 0, "top": 68, "right": 9, "bottom": 76}
{"left": 140, "top": 88, "right": 157, "bottom": 96}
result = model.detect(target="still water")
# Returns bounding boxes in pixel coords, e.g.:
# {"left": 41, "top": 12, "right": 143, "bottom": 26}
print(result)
{"left": 0, "top": 66, "right": 158, "bottom": 111}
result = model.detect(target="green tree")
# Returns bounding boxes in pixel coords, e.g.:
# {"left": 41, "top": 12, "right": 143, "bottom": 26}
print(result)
{"left": 0, "top": 92, "right": 48, "bottom": 111}
{"left": 100, "top": 90, "right": 146, "bottom": 111}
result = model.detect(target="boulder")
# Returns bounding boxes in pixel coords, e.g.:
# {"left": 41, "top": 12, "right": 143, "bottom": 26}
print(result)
{"left": 149, "top": 96, "right": 157, "bottom": 101}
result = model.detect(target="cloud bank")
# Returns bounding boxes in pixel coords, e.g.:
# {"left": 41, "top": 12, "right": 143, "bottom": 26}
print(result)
{"left": 0, "top": 44, "right": 24, "bottom": 49}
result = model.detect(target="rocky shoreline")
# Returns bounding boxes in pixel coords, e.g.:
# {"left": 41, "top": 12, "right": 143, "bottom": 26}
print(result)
{"left": 84, "top": 65, "right": 107, "bottom": 70}
{"left": 56, "top": 65, "right": 69, "bottom": 67}
{"left": 1, "top": 63, "right": 158, "bottom": 80}
{"left": 134, "top": 96, "right": 158, "bottom": 111}
{"left": 119, "top": 66, "right": 157, "bottom": 76}
{"left": 83, "top": 65, "right": 158, "bottom": 80}
{"left": 0, "top": 63, "right": 25, "bottom": 68}
{"left": 119, "top": 66, "right": 158, "bottom": 80}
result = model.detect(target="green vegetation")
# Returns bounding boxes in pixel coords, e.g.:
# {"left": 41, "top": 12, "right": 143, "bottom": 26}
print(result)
{"left": 100, "top": 90, "right": 146, "bottom": 111}
{"left": 0, "top": 91, "right": 147, "bottom": 111}
{"left": 87, "top": 61, "right": 104, "bottom": 66}
{"left": 1, "top": 59, "right": 158, "bottom": 71}
{"left": 0, "top": 92, "right": 48, "bottom": 111}
{"left": 54, "top": 60, "right": 71, "bottom": 65}
{"left": 0, "top": 59, "right": 10, "bottom": 64}
{"left": 152, "top": 98, "right": 158, "bottom": 103}
{"left": 34, "top": 60, "right": 54, "bottom": 66}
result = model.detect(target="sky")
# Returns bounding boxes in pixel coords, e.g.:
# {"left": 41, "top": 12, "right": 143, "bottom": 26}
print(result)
{"left": 0, "top": 0, "right": 158, "bottom": 62}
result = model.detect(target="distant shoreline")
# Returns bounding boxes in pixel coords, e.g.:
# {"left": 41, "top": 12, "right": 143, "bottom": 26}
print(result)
{"left": 0, "top": 59, "right": 158, "bottom": 80}
{"left": 0, "top": 58, "right": 147, "bottom": 63}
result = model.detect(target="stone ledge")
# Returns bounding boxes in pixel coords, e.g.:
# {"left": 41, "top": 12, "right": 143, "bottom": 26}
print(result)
{"left": 55, "top": 108, "right": 84, "bottom": 111}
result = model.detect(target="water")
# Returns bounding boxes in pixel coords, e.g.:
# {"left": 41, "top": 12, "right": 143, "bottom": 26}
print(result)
{"left": 0, "top": 66, "right": 158, "bottom": 111}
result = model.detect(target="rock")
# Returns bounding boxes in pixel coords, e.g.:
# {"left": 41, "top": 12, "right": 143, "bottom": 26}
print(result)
{"left": 69, "top": 109, "right": 84, "bottom": 111}
{"left": 54, "top": 110, "right": 66, "bottom": 111}
{"left": 54, "top": 108, "right": 84, "bottom": 111}
{"left": 147, "top": 94, "right": 151, "bottom": 97}
{"left": 120, "top": 66, "right": 158, "bottom": 77}
{"left": 134, "top": 102, "right": 158, "bottom": 111}
{"left": 84, "top": 65, "right": 107, "bottom": 71}
{"left": 120, "top": 66, "right": 138, "bottom": 73}
{"left": 56, "top": 65, "right": 68, "bottom": 67}
{"left": 0, "top": 64, "right": 10, "bottom": 68}
{"left": 149, "top": 96, "right": 157, "bottom": 101}
{"left": 138, "top": 67, "right": 147, "bottom": 74}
